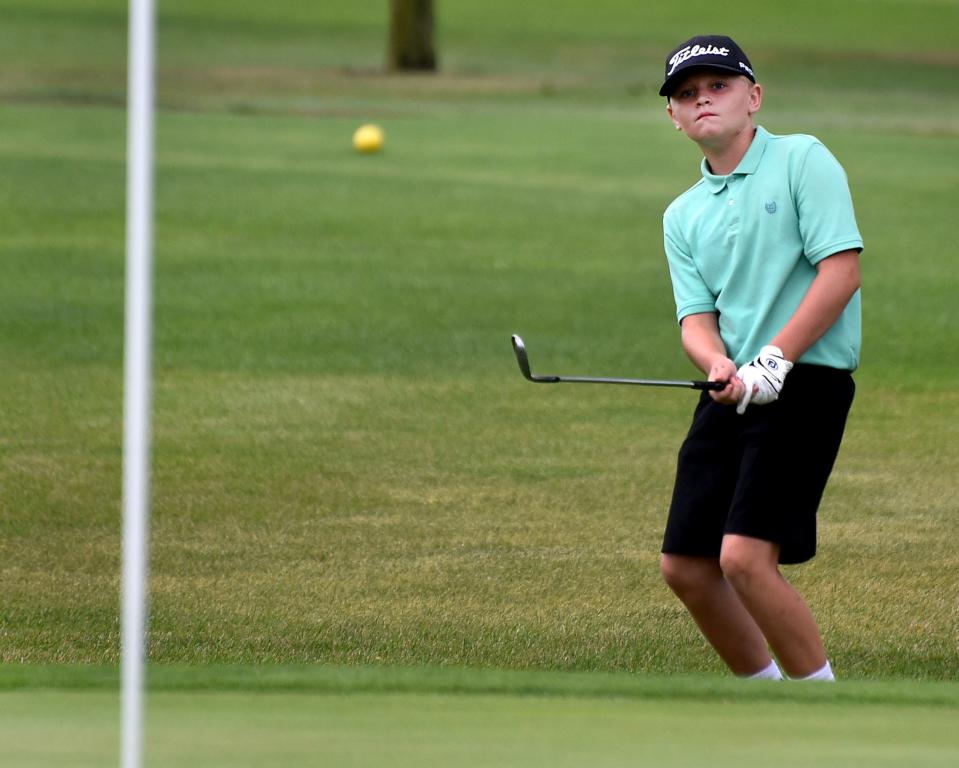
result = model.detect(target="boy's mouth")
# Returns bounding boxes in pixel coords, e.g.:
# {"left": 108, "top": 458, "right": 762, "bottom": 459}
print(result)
{"left": 697, "top": 112, "right": 718, "bottom": 121}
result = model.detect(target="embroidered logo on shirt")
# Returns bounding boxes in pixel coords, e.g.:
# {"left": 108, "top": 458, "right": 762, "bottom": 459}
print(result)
{"left": 765, "top": 201, "right": 777, "bottom": 214}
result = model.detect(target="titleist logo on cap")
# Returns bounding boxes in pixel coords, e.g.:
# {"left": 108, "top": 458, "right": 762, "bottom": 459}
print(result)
{"left": 667, "top": 44, "right": 730, "bottom": 77}
{"left": 659, "top": 35, "right": 755, "bottom": 97}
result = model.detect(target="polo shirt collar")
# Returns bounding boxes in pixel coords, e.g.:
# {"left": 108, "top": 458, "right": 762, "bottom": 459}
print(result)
{"left": 699, "top": 125, "right": 770, "bottom": 194}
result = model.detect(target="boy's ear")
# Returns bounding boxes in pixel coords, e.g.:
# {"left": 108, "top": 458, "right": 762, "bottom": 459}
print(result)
{"left": 666, "top": 103, "right": 682, "bottom": 131}
{"left": 748, "top": 82, "right": 763, "bottom": 115}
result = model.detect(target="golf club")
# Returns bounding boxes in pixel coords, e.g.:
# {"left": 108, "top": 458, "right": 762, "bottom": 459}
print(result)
{"left": 511, "top": 334, "right": 724, "bottom": 390}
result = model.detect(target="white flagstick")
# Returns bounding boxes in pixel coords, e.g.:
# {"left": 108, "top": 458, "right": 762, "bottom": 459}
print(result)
{"left": 122, "top": 0, "right": 156, "bottom": 766}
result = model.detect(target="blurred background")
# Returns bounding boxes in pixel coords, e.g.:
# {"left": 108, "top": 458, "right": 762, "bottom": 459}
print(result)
{"left": 1, "top": 0, "right": 957, "bottom": 680}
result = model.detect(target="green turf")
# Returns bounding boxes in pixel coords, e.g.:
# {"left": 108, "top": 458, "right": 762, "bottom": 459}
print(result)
{"left": 2, "top": 665, "right": 959, "bottom": 767}
{"left": 6, "top": 690, "right": 959, "bottom": 768}
{"left": 1, "top": 0, "right": 958, "bottom": 682}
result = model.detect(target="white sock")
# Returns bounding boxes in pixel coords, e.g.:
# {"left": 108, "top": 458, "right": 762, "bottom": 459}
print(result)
{"left": 745, "top": 659, "right": 784, "bottom": 680}
{"left": 792, "top": 660, "right": 835, "bottom": 682}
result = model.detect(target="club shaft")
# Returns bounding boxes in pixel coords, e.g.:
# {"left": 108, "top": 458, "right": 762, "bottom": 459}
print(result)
{"left": 535, "top": 374, "right": 721, "bottom": 390}
{"left": 511, "top": 335, "right": 724, "bottom": 391}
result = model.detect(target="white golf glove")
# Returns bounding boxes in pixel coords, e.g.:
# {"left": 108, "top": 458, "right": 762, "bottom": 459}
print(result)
{"left": 736, "top": 345, "right": 793, "bottom": 415}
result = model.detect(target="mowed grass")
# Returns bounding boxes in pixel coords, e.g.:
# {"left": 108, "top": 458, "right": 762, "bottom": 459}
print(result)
{"left": 7, "top": 691, "right": 959, "bottom": 768}
{"left": 2, "top": 665, "right": 959, "bottom": 767}
{"left": 1, "top": 0, "right": 958, "bottom": 686}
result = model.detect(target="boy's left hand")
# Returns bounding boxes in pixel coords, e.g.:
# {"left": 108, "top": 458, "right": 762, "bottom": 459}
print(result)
{"left": 736, "top": 346, "right": 793, "bottom": 414}
{"left": 707, "top": 357, "right": 744, "bottom": 406}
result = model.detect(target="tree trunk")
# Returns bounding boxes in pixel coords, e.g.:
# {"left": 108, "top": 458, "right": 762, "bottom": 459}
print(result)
{"left": 388, "top": 0, "right": 436, "bottom": 71}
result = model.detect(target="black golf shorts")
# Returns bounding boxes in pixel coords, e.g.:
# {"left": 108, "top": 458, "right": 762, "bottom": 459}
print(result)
{"left": 662, "top": 364, "right": 855, "bottom": 565}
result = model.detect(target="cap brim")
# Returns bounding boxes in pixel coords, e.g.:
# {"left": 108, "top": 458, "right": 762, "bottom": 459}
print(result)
{"left": 659, "top": 63, "right": 754, "bottom": 97}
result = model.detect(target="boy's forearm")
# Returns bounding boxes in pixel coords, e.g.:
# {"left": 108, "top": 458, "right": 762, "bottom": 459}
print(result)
{"left": 681, "top": 313, "right": 731, "bottom": 375}
{"left": 681, "top": 313, "right": 743, "bottom": 403}
{"left": 771, "top": 250, "right": 861, "bottom": 362}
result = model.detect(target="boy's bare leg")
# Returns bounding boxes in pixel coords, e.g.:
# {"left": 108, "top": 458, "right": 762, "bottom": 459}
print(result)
{"left": 718, "top": 534, "right": 827, "bottom": 677}
{"left": 660, "top": 553, "right": 774, "bottom": 675}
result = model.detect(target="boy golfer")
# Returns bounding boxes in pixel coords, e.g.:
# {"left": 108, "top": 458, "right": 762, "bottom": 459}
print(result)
{"left": 658, "top": 35, "right": 862, "bottom": 680}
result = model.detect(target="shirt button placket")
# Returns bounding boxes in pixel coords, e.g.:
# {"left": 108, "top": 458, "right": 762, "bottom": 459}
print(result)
{"left": 727, "top": 179, "right": 740, "bottom": 238}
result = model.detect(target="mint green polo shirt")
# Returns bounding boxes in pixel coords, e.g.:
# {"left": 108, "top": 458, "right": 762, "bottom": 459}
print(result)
{"left": 663, "top": 126, "right": 863, "bottom": 370}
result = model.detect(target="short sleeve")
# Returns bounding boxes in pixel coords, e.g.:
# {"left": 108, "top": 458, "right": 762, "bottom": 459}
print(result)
{"left": 795, "top": 142, "right": 864, "bottom": 265}
{"left": 663, "top": 212, "right": 717, "bottom": 322}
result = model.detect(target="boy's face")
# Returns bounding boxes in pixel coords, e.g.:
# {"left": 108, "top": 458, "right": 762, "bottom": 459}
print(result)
{"left": 666, "top": 70, "right": 762, "bottom": 147}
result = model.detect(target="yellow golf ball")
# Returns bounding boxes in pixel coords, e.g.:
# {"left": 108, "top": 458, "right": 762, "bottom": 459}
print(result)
{"left": 353, "top": 124, "right": 385, "bottom": 154}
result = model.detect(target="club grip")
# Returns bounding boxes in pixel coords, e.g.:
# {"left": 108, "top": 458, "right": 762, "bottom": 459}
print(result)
{"left": 694, "top": 380, "right": 727, "bottom": 391}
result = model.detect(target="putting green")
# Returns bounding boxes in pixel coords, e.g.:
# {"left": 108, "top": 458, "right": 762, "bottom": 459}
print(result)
{"left": 3, "top": 688, "right": 958, "bottom": 768}
{"left": 3, "top": 664, "right": 958, "bottom": 768}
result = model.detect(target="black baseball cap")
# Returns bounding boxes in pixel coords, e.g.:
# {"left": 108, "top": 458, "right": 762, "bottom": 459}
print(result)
{"left": 659, "top": 35, "right": 755, "bottom": 97}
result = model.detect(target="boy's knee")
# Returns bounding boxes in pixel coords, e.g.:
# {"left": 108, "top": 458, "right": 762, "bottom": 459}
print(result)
{"left": 719, "top": 537, "right": 778, "bottom": 590}
{"left": 718, "top": 548, "right": 752, "bottom": 586}
{"left": 660, "top": 554, "right": 684, "bottom": 590}
{"left": 660, "top": 553, "right": 717, "bottom": 597}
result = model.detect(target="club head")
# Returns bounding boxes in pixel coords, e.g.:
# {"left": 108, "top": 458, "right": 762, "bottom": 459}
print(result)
{"left": 511, "top": 335, "right": 560, "bottom": 383}
{"left": 511, "top": 334, "right": 533, "bottom": 380}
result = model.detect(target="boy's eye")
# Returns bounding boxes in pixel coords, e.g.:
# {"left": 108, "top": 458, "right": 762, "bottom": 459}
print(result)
{"left": 710, "top": 81, "right": 728, "bottom": 90}
{"left": 678, "top": 88, "right": 695, "bottom": 99}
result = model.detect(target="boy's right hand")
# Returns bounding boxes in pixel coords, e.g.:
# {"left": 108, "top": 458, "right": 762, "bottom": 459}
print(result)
{"left": 707, "top": 357, "right": 744, "bottom": 405}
